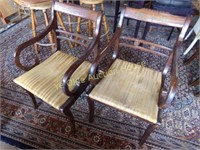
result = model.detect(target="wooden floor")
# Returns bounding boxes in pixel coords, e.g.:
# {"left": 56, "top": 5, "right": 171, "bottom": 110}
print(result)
{"left": 0, "top": 141, "right": 20, "bottom": 150}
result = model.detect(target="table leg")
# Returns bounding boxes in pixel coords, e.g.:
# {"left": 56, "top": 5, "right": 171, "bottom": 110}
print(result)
{"left": 113, "top": 1, "right": 120, "bottom": 33}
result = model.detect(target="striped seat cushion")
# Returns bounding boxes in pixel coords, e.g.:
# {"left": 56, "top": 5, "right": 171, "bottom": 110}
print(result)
{"left": 89, "top": 59, "right": 162, "bottom": 123}
{"left": 14, "top": 51, "right": 90, "bottom": 110}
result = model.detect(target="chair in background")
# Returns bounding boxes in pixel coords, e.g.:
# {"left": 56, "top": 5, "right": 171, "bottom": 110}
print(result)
{"left": 14, "top": 0, "right": 55, "bottom": 53}
{"left": 0, "top": 0, "right": 17, "bottom": 24}
{"left": 183, "top": 17, "right": 200, "bottom": 55}
{"left": 113, "top": 0, "right": 152, "bottom": 37}
{"left": 77, "top": 0, "right": 109, "bottom": 42}
{"left": 13, "top": 1, "right": 102, "bottom": 135}
{"left": 142, "top": 0, "right": 194, "bottom": 40}
{"left": 126, "top": 1, "right": 148, "bottom": 26}
{"left": 86, "top": 6, "right": 190, "bottom": 147}
{"left": 184, "top": 48, "right": 199, "bottom": 96}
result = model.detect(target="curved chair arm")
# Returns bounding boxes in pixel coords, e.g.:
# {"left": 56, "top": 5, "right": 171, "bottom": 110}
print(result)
{"left": 89, "top": 28, "right": 122, "bottom": 85}
{"left": 14, "top": 18, "right": 56, "bottom": 71}
{"left": 62, "top": 36, "right": 100, "bottom": 97}
{"left": 159, "top": 75, "right": 178, "bottom": 108}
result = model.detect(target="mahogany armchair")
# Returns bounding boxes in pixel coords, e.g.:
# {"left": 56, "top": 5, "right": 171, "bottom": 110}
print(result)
{"left": 86, "top": 6, "right": 191, "bottom": 147}
{"left": 13, "top": 1, "right": 102, "bottom": 135}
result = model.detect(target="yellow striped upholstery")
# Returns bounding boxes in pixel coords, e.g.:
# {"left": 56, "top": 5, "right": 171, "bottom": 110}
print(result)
{"left": 14, "top": 51, "right": 90, "bottom": 109}
{"left": 89, "top": 59, "right": 162, "bottom": 123}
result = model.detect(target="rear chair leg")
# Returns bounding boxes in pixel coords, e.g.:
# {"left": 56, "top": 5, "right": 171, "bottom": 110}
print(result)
{"left": 142, "top": 22, "right": 150, "bottom": 40}
{"left": 43, "top": 9, "right": 55, "bottom": 52}
{"left": 139, "top": 123, "right": 158, "bottom": 148}
{"left": 63, "top": 109, "right": 75, "bottom": 136}
{"left": 134, "top": 21, "right": 141, "bottom": 38}
{"left": 30, "top": 9, "right": 39, "bottom": 54}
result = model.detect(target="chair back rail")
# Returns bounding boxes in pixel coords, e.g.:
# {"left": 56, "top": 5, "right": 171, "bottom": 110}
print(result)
{"left": 57, "top": 36, "right": 89, "bottom": 47}
{"left": 120, "top": 36, "right": 172, "bottom": 51}
{"left": 119, "top": 43, "right": 168, "bottom": 58}
{"left": 53, "top": 1, "right": 100, "bottom": 21}
{"left": 119, "top": 36, "right": 172, "bottom": 58}
{"left": 124, "top": 8, "right": 187, "bottom": 28}
{"left": 56, "top": 29, "right": 91, "bottom": 47}
{"left": 56, "top": 29, "right": 91, "bottom": 42}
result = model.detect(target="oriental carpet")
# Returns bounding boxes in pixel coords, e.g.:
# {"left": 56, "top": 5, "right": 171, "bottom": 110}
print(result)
{"left": 0, "top": 2, "right": 200, "bottom": 149}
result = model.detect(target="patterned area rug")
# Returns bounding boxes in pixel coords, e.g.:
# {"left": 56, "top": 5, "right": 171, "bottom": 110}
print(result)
{"left": 0, "top": 23, "right": 16, "bottom": 34}
{"left": 0, "top": 2, "right": 200, "bottom": 149}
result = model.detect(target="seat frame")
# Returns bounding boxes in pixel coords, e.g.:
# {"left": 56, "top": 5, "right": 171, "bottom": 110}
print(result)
{"left": 86, "top": 6, "right": 191, "bottom": 147}
{"left": 14, "top": 1, "right": 102, "bottom": 135}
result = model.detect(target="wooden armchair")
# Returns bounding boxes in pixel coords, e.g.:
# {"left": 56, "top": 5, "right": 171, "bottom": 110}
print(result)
{"left": 13, "top": 1, "right": 102, "bottom": 135}
{"left": 86, "top": 6, "right": 191, "bottom": 147}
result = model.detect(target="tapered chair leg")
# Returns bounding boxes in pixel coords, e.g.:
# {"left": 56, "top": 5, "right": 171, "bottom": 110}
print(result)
{"left": 75, "top": 2, "right": 83, "bottom": 47}
{"left": 67, "top": 15, "right": 73, "bottom": 33}
{"left": 126, "top": 1, "right": 132, "bottom": 26}
{"left": 85, "top": 5, "right": 93, "bottom": 37}
{"left": 57, "top": 12, "right": 73, "bottom": 48}
{"left": 88, "top": 20, "right": 92, "bottom": 37}
{"left": 43, "top": 9, "right": 55, "bottom": 52}
{"left": 92, "top": 4, "right": 96, "bottom": 38}
{"left": 134, "top": 21, "right": 141, "bottom": 38}
{"left": 25, "top": 90, "right": 37, "bottom": 109}
{"left": 87, "top": 96, "right": 94, "bottom": 122}
{"left": 142, "top": 22, "right": 150, "bottom": 40}
{"left": 17, "top": 7, "right": 22, "bottom": 19}
{"left": 139, "top": 124, "right": 158, "bottom": 147}
{"left": 113, "top": 1, "right": 120, "bottom": 33}
{"left": 76, "top": 1, "right": 82, "bottom": 34}
{"left": 76, "top": 17, "right": 81, "bottom": 35}
{"left": 79, "top": 1, "right": 109, "bottom": 41}
{"left": 30, "top": 10, "right": 39, "bottom": 54}
{"left": 167, "top": 27, "right": 176, "bottom": 41}
{"left": 139, "top": 22, "right": 150, "bottom": 46}
{"left": 100, "top": 3, "right": 110, "bottom": 41}
{"left": 63, "top": 109, "right": 75, "bottom": 135}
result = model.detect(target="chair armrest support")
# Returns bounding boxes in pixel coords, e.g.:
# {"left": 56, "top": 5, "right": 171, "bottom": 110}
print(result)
{"left": 160, "top": 39, "right": 180, "bottom": 108}
{"left": 159, "top": 75, "right": 178, "bottom": 108}
{"left": 14, "top": 19, "right": 56, "bottom": 71}
{"left": 89, "top": 28, "right": 122, "bottom": 85}
{"left": 162, "top": 52, "right": 173, "bottom": 77}
{"left": 62, "top": 36, "right": 99, "bottom": 97}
